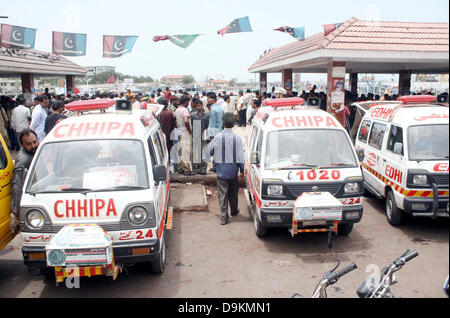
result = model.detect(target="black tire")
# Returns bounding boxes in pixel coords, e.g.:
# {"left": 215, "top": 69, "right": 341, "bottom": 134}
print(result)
{"left": 253, "top": 208, "right": 268, "bottom": 238}
{"left": 39, "top": 267, "right": 54, "bottom": 279}
{"left": 151, "top": 237, "right": 166, "bottom": 273}
{"left": 385, "top": 190, "right": 402, "bottom": 225}
{"left": 363, "top": 187, "right": 373, "bottom": 198}
{"left": 338, "top": 223, "right": 354, "bottom": 235}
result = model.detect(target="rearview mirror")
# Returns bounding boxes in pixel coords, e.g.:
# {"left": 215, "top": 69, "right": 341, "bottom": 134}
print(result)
{"left": 356, "top": 149, "right": 365, "bottom": 162}
{"left": 153, "top": 164, "right": 167, "bottom": 182}
{"left": 250, "top": 151, "right": 260, "bottom": 165}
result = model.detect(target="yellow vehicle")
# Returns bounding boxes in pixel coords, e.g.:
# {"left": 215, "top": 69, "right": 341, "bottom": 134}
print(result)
{"left": 0, "top": 134, "right": 15, "bottom": 251}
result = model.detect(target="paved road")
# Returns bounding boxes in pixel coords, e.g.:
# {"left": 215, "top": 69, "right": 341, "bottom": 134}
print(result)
{"left": 0, "top": 186, "right": 448, "bottom": 298}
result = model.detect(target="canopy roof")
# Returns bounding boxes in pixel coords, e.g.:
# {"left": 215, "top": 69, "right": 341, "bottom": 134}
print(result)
{"left": 249, "top": 17, "right": 449, "bottom": 74}
{"left": 0, "top": 47, "right": 87, "bottom": 77}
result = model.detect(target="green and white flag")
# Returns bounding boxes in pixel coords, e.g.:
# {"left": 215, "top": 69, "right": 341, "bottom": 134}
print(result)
{"left": 167, "top": 34, "right": 201, "bottom": 49}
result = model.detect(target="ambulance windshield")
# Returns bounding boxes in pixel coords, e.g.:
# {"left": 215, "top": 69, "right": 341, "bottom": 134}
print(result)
{"left": 27, "top": 139, "right": 149, "bottom": 193}
{"left": 265, "top": 129, "right": 358, "bottom": 170}
{"left": 408, "top": 124, "right": 449, "bottom": 161}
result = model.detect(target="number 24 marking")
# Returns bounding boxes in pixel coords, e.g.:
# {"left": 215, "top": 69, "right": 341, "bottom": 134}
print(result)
{"left": 136, "top": 229, "right": 153, "bottom": 239}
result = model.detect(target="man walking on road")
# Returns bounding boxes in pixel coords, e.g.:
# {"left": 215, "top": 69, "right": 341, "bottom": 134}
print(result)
{"left": 10, "top": 129, "right": 39, "bottom": 233}
{"left": 30, "top": 95, "right": 49, "bottom": 143}
{"left": 205, "top": 112, "right": 244, "bottom": 225}
{"left": 174, "top": 95, "right": 193, "bottom": 175}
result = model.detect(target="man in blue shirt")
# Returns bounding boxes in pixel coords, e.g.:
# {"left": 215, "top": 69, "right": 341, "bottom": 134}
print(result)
{"left": 208, "top": 93, "right": 223, "bottom": 140}
{"left": 207, "top": 93, "right": 224, "bottom": 173}
{"left": 205, "top": 112, "right": 244, "bottom": 225}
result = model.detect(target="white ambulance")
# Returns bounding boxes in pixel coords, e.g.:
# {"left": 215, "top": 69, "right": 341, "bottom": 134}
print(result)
{"left": 355, "top": 95, "right": 449, "bottom": 225}
{"left": 244, "top": 98, "right": 364, "bottom": 239}
{"left": 20, "top": 108, "right": 171, "bottom": 275}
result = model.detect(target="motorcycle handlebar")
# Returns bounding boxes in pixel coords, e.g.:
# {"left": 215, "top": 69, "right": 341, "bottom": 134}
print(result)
{"left": 335, "top": 263, "right": 358, "bottom": 279}
{"left": 402, "top": 251, "right": 419, "bottom": 263}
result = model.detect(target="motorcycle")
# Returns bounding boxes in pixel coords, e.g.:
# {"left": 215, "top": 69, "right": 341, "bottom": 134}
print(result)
{"left": 444, "top": 276, "right": 449, "bottom": 297}
{"left": 357, "top": 249, "right": 419, "bottom": 298}
{"left": 292, "top": 259, "right": 357, "bottom": 298}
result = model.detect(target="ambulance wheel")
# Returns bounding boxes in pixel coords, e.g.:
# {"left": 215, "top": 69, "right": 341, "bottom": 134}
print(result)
{"left": 253, "top": 210, "right": 267, "bottom": 238}
{"left": 151, "top": 237, "right": 166, "bottom": 273}
{"left": 338, "top": 223, "right": 354, "bottom": 235}
{"left": 39, "top": 267, "right": 54, "bottom": 279}
{"left": 386, "top": 190, "right": 402, "bottom": 225}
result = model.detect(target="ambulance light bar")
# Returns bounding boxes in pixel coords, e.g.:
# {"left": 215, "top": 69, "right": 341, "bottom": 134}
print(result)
{"left": 65, "top": 99, "right": 115, "bottom": 112}
{"left": 397, "top": 95, "right": 437, "bottom": 104}
{"left": 262, "top": 97, "right": 306, "bottom": 108}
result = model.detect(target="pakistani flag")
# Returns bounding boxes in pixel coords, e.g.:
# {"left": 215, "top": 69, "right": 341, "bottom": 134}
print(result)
{"left": 168, "top": 34, "right": 200, "bottom": 49}
{"left": 153, "top": 34, "right": 200, "bottom": 49}
{"left": 0, "top": 24, "right": 36, "bottom": 49}
{"left": 274, "top": 26, "right": 305, "bottom": 41}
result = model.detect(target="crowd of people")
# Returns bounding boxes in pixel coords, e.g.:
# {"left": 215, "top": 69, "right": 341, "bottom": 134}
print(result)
{"left": 1, "top": 85, "right": 447, "bottom": 227}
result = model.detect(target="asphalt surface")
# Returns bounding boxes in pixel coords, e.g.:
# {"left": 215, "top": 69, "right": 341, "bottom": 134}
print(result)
{"left": 0, "top": 186, "right": 448, "bottom": 298}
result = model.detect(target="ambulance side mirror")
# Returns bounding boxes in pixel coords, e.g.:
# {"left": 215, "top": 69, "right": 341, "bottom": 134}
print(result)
{"left": 250, "top": 151, "right": 260, "bottom": 165}
{"left": 356, "top": 149, "right": 365, "bottom": 162}
{"left": 394, "top": 142, "right": 403, "bottom": 155}
{"left": 153, "top": 165, "right": 167, "bottom": 182}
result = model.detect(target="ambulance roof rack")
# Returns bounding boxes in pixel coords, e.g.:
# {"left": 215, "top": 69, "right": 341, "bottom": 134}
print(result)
{"left": 397, "top": 95, "right": 437, "bottom": 104}
{"left": 262, "top": 97, "right": 305, "bottom": 109}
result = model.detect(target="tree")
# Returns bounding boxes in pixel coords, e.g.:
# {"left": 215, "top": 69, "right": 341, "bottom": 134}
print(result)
{"left": 229, "top": 78, "right": 238, "bottom": 87}
{"left": 182, "top": 75, "right": 195, "bottom": 84}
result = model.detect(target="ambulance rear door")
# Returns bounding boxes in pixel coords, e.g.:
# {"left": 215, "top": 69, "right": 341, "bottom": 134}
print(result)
{"left": 366, "top": 120, "right": 389, "bottom": 195}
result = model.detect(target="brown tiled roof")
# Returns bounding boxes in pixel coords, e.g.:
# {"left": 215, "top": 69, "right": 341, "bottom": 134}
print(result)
{"left": 162, "top": 75, "right": 185, "bottom": 79}
{"left": 249, "top": 17, "right": 449, "bottom": 71}
{"left": 0, "top": 47, "right": 87, "bottom": 76}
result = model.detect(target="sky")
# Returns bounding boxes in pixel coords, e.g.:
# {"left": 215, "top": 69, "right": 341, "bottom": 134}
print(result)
{"left": 1, "top": 0, "right": 449, "bottom": 82}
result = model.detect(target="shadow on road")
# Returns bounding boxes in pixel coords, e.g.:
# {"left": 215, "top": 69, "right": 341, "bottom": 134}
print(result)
{"left": 36, "top": 205, "right": 183, "bottom": 297}
{"left": 364, "top": 195, "right": 449, "bottom": 244}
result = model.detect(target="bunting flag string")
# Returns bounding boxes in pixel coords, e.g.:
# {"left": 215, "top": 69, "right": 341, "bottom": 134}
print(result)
{"left": 0, "top": 24, "right": 36, "bottom": 49}
{"left": 323, "top": 22, "right": 344, "bottom": 36}
{"left": 217, "top": 16, "right": 253, "bottom": 36}
{"left": 0, "top": 17, "right": 352, "bottom": 57}
{"left": 153, "top": 34, "right": 201, "bottom": 49}
{"left": 52, "top": 31, "right": 87, "bottom": 56}
{"left": 273, "top": 26, "right": 305, "bottom": 41}
{"left": 103, "top": 35, "right": 138, "bottom": 58}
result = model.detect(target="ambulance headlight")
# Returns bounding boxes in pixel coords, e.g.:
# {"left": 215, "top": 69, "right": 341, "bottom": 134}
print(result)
{"left": 267, "top": 185, "right": 283, "bottom": 196}
{"left": 26, "top": 209, "right": 45, "bottom": 229}
{"left": 128, "top": 206, "right": 148, "bottom": 225}
{"left": 344, "top": 183, "right": 359, "bottom": 194}
{"left": 413, "top": 175, "right": 428, "bottom": 185}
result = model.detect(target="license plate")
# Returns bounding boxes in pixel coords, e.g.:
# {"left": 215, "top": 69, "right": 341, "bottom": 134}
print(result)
{"left": 302, "top": 220, "right": 327, "bottom": 226}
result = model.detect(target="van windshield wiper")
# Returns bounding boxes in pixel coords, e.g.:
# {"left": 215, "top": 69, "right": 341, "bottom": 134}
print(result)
{"left": 60, "top": 187, "right": 92, "bottom": 192}
{"left": 274, "top": 163, "right": 317, "bottom": 170}
{"left": 81, "top": 186, "right": 147, "bottom": 194}
{"left": 312, "top": 163, "right": 355, "bottom": 171}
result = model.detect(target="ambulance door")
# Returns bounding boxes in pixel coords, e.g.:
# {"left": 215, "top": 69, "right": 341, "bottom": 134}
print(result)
{"left": 0, "top": 135, "right": 14, "bottom": 251}
{"left": 147, "top": 133, "right": 167, "bottom": 227}
{"left": 384, "top": 124, "right": 407, "bottom": 199}
{"left": 357, "top": 119, "right": 379, "bottom": 190}
{"left": 251, "top": 129, "right": 264, "bottom": 205}
{"left": 367, "top": 121, "right": 388, "bottom": 195}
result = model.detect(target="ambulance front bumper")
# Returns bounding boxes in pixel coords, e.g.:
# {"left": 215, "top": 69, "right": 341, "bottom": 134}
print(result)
{"left": 22, "top": 240, "right": 160, "bottom": 267}
{"left": 404, "top": 197, "right": 449, "bottom": 218}
{"left": 259, "top": 205, "right": 363, "bottom": 228}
